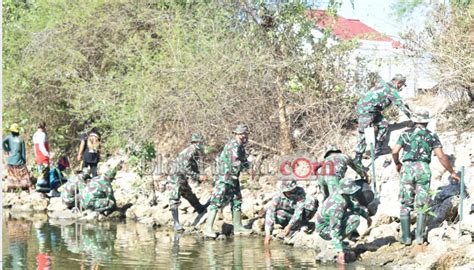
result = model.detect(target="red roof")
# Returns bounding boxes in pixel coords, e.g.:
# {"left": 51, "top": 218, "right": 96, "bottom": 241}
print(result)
{"left": 307, "top": 10, "right": 397, "bottom": 44}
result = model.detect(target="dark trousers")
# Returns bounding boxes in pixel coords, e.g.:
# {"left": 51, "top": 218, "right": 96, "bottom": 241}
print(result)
{"left": 83, "top": 162, "right": 98, "bottom": 177}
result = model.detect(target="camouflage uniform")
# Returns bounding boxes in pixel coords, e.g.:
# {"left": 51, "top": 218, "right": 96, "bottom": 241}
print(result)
{"left": 355, "top": 81, "right": 411, "bottom": 155}
{"left": 396, "top": 127, "right": 442, "bottom": 216}
{"left": 80, "top": 175, "right": 116, "bottom": 212}
{"left": 204, "top": 124, "right": 252, "bottom": 237}
{"left": 166, "top": 144, "right": 204, "bottom": 210}
{"left": 61, "top": 168, "right": 90, "bottom": 209}
{"left": 316, "top": 180, "right": 368, "bottom": 252}
{"left": 209, "top": 138, "right": 250, "bottom": 212}
{"left": 265, "top": 182, "right": 306, "bottom": 234}
{"left": 61, "top": 176, "right": 87, "bottom": 209}
{"left": 317, "top": 149, "right": 366, "bottom": 200}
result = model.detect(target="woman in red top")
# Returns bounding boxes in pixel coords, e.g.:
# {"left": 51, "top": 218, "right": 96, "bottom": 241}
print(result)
{"left": 32, "top": 121, "right": 50, "bottom": 183}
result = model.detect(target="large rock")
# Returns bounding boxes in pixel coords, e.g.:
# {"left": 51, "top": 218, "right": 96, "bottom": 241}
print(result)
{"left": 3, "top": 192, "right": 20, "bottom": 207}
{"left": 10, "top": 192, "right": 49, "bottom": 212}
{"left": 366, "top": 222, "right": 399, "bottom": 244}
{"left": 48, "top": 209, "right": 80, "bottom": 219}
{"left": 376, "top": 180, "right": 400, "bottom": 218}
{"left": 47, "top": 197, "right": 68, "bottom": 212}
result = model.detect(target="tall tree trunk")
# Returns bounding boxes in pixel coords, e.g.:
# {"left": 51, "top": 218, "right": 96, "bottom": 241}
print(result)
{"left": 277, "top": 78, "right": 293, "bottom": 155}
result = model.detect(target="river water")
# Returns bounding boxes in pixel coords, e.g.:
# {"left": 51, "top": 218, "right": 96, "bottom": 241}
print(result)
{"left": 2, "top": 211, "right": 343, "bottom": 269}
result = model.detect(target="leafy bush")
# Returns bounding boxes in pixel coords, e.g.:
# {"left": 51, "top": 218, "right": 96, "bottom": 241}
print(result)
{"left": 3, "top": 1, "right": 369, "bottom": 158}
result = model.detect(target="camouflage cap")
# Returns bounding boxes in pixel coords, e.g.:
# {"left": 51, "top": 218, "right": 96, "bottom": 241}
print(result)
{"left": 338, "top": 178, "right": 361, "bottom": 195}
{"left": 190, "top": 133, "right": 205, "bottom": 143}
{"left": 104, "top": 169, "right": 117, "bottom": 180}
{"left": 323, "top": 144, "right": 342, "bottom": 158}
{"left": 392, "top": 74, "right": 407, "bottom": 86}
{"left": 233, "top": 124, "right": 249, "bottom": 134}
{"left": 280, "top": 177, "right": 298, "bottom": 193}
{"left": 104, "top": 161, "right": 123, "bottom": 181}
{"left": 411, "top": 109, "right": 431, "bottom": 123}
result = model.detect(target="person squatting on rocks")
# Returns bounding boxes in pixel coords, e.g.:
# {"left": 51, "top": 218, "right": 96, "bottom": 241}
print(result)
{"left": 317, "top": 144, "right": 368, "bottom": 200}
{"left": 316, "top": 179, "right": 372, "bottom": 265}
{"left": 61, "top": 168, "right": 91, "bottom": 210}
{"left": 2, "top": 123, "right": 32, "bottom": 191}
{"left": 36, "top": 156, "right": 70, "bottom": 197}
{"left": 392, "top": 109, "right": 460, "bottom": 250}
{"left": 353, "top": 74, "right": 412, "bottom": 164}
{"left": 80, "top": 162, "right": 122, "bottom": 214}
{"left": 204, "top": 124, "right": 253, "bottom": 238}
{"left": 33, "top": 121, "right": 51, "bottom": 186}
{"left": 166, "top": 133, "right": 209, "bottom": 231}
{"left": 264, "top": 178, "right": 318, "bottom": 245}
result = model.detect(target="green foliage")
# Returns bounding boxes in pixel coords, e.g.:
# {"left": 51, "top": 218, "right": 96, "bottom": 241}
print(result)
{"left": 3, "top": 0, "right": 366, "bottom": 157}
{"left": 416, "top": 189, "right": 439, "bottom": 217}
{"left": 392, "top": 0, "right": 472, "bottom": 18}
{"left": 417, "top": 203, "right": 437, "bottom": 217}
{"left": 392, "top": 0, "right": 424, "bottom": 17}
{"left": 128, "top": 141, "right": 156, "bottom": 178}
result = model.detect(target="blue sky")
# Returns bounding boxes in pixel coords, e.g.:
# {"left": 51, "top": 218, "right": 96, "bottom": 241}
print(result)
{"left": 336, "top": 0, "right": 427, "bottom": 39}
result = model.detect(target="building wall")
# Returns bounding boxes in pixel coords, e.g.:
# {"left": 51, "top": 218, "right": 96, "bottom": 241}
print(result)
{"left": 353, "top": 40, "right": 437, "bottom": 98}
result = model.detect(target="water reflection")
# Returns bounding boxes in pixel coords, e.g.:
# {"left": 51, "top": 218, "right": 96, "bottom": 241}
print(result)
{"left": 4, "top": 218, "right": 31, "bottom": 269}
{"left": 3, "top": 212, "right": 335, "bottom": 269}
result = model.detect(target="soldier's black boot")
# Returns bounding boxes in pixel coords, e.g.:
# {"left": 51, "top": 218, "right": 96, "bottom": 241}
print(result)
{"left": 415, "top": 213, "right": 425, "bottom": 245}
{"left": 400, "top": 213, "right": 412, "bottom": 245}
{"left": 232, "top": 209, "right": 252, "bottom": 235}
{"left": 171, "top": 208, "right": 184, "bottom": 232}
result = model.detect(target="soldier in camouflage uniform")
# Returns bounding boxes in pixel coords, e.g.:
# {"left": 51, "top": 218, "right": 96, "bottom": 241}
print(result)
{"left": 392, "top": 110, "right": 459, "bottom": 247}
{"left": 80, "top": 162, "right": 122, "bottom": 214}
{"left": 264, "top": 178, "right": 318, "bottom": 245}
{"left": 354, "top": 74, "right": 412, "bottom": 164}
{"left": 204, "top": 124, "right": 253, "bottom": 237}
{"left": 166, "top": 133, "right": 208, "bottom": 231}
{"left": 317, "top": 145, "right": 368, "bottom": 200}
{"left": 316, "top": 179, "right": 372, "bottom": 265}
{"left": 61, "top": 167, "right": 91, "bottom": 209}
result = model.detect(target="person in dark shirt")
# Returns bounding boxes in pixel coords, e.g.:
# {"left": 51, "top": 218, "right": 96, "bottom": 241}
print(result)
{"left": 3, "top": 124, "right": 31, "bottom": 191}
{"left": 77, "top": 127, "right": 100, "bottom": 177}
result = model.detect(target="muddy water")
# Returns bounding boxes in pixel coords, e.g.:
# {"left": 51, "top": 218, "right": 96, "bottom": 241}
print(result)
{"left": 2, "top": 212, "right": 341, "bottom": 269}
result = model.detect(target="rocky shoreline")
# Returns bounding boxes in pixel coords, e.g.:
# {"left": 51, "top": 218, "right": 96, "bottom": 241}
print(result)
{"left": 3, "top": 119, "right": 474, "bottom": 269}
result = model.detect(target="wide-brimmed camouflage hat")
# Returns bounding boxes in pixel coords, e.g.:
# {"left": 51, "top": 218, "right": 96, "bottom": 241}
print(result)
{"left": 339, "top": 178, "right": 361, "bottom": 195}
{"left": 411, "top": 109, "right": 431, "bottom": 124}
{"left": 392, "top": 74, "right": 407, "bottom": 86}
{"left": 233, "top": 124, "right": 249, "bottom": 134}
{"left": 323, "top": 144, "right": 342, "bottom": 158}
{"left": 190, "top": 133, "right": 205, "bottom": 143}
{"left": 280, "top": 178, "right": 298, "bottom": 193}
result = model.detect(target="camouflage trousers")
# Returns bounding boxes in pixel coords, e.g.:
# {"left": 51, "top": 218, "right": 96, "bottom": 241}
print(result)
{"left": 61, "top": 182, "right": 77, "bottom": 208}
{"left": 209, "top": 176, "right": 242, "bottom": 212}
{"left": 166, "top": 175, "right": 201, "bottom": 210}
{"left": 399, "top": 161, "right": 431, "bottom": 216}
{"left": 271, "top": 208, "right": 317, "bottom": 227}
{"left": 355, "top": 111, "right": 388, "bottom": 154}
{"left": 316, "top": 214, "right": 360, "bottom": 242}
{"left": 84, "top": 198, "right": 115, "bottom": 212}
{"left": 318, "top": 176, "right": 342, "bottom": 200}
